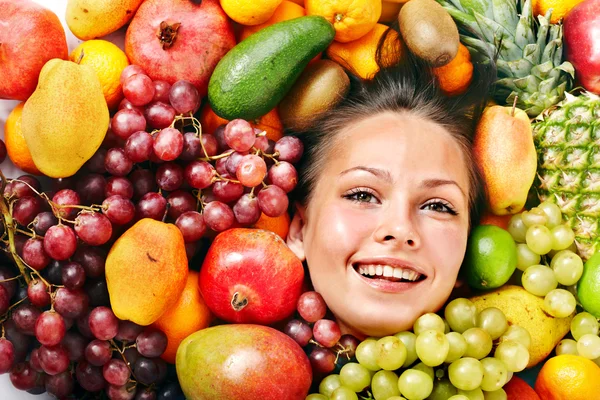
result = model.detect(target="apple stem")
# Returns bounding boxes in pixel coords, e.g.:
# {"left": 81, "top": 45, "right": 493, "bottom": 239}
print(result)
{"left": 511, "top": 95, "right": 518, "bottom": 117}
{"left": 231, "top": 292, "right": 249, "bottom": 311}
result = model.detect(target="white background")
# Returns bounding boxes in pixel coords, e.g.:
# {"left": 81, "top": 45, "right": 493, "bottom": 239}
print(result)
{"left": 0, "top": 0, "right": 126, "bottom": 397}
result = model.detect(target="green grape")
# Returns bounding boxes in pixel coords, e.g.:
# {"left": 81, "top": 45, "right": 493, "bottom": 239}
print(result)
{"left": 571, "top": 312, "right": 600, "bottom": 341}
{"left": 339, "top": 362, "right": 371, "bottom": 392}
{"left": 462, "top": 328, "right": 493, "bottom": 359}
{"left": 494, "top": 340, "right": 529, "bottom": 372}
{"left": 538, "top": 201, "right": 562, "bottom": 228}
{"left": 411, "top": 362, "right": 434, "bottom": 380}
{"left": 448, "top": 396, "right": 470, "bottom": 400}
{"left": 427, "top": 378, "right": 458, "bottom": 400}
{"left": 319, "top": 374, "right": 342, "bottom": 397}
{"left": 543, "top": 289, "right": 576, "bottom": 318}
{"left": 371, "top": 370, "right": 401, "bottom": 400}
{"left": 444, "top": 319, "right": 451, "bottom": 334}
{"left": 413, "top": 313, "right": 446, "bottom": 335}
{"left": 330, "top": 386, "right": 359, "bottom": 400}
{"left": 306, "top": 395, "right": 328, "bottom": 400}
{"left": 395, "top": 331, "right": 418, "bottom": 368}
{"left": 387, "top": 397, "right": 407, "bottom": 400}
{"left": 356, "top": 338, "right": 381, "bottom": 371}
{"left": 551, "top": 250, "right": 584, "bottom": 286}
{"left": 550, "top": 225, "right": 575, "bottom": 251}
{"left": 445, "top": 331, "right": 468, "bottom": 362}
{"left": 499, "top": 325, "right": 531, "bottom": 350}
{"left": 525, "top": 224, "right": 553, "bottom": 255}
{"left": 476, "top": 307, "right": 508, "bottom": 340}
{"left": 522, "top": 208, "right": 548, "bottom": 227}
{"left": 577, "top": 334, "right": 600, "bottom": 359}
{"left": 457, "top": 388, "right": 485, "bottom": 400}
{"left": 522, "top": 264, "right": 558, "bottom": 296}
{"left": 483, "top": 388, "right": 507, "bottom": 400}
{"left": 555, "top": 339, "right": 579, "bottom": 356}
{"left": 415, "top": 330, "right": 449, "bottom": 367}
{"left": 507, "top": 214, "right": 527, "bottom": 243}
{"left": 516, "top": 243, "right": 541, "bottom": 271}
{"left": 480, "top": 357, "right": 508, "bottom": 392}
{"left": 397, "top": 369, "right": 433, "bottom": 400}
{"left": 376, "top": 336, "right": 407, "bottom": 371}
{"left": 445, "top": 298, "right": 477, "bottom": 333}
{"left": 448, "top": 357, "right": 484, "bottom": 391}
{"left": 505, "top": 372, "right": 513, "bottom": 385}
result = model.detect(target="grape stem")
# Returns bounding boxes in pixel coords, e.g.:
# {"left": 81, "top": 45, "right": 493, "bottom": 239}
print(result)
{"left": 110, "top": 339, "right": 139, "bottom": 383}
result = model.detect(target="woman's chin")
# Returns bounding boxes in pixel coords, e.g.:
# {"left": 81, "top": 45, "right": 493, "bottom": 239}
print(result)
{"left": 336, "top": 306, "right": 423, "bottom": 338}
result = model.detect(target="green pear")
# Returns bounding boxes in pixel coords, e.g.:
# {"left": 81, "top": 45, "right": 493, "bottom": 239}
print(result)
{"left": 21, "top": 59, "right": 109, "bottom": 178}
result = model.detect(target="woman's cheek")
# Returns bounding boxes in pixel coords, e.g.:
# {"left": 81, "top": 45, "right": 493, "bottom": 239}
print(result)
{"left": 425, "top": 222, "right": 468, "bottom": 276}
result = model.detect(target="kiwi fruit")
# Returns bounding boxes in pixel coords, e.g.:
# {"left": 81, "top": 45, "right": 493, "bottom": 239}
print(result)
{"left": 398, "top": 0, "right": 460, "bottom": 67}
{"left": 278, "top": 60, "right": 350, "bottom": 132}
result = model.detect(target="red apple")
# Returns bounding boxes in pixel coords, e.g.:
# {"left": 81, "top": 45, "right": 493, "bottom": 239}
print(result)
{"left": 0, "top": 0, "right": 68, "bottom": 100}
{"left": 199, "top": 228, "right": 304, "bottom": 325}
{"left": 125, "top": 0, "right": 236, "bottom": 98}
{"left": 564, "top": 0, "right": 600, "bottom": 94}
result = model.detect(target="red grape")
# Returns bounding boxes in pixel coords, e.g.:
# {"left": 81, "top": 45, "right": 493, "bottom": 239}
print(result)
{"left": 103, "top": 195, "right": 136, "bottom": 225}
{"left": 136, "top": 192, "right": 167, "bottom": 221}
{"left": 112, "top": 109, "right": 147, "bottom": 140}
{"left": 54, "top": 287, "right": 90, "bottom": 319}
{"left": 214, "top": 125, "right": 228, "bottom": 152}
{"left": 257, "top": 185, "right": 289, "bottom": 217}
{"left": 85, "top": 148, "right": 108, "bottom": 173}
{"left": 9, "top": 362, "right": 40, "bottom": 391}
{"left": 169, "top": 80, "right": 200, "bottom": 115}
{"left": 77, "top": 313, "right": 94, "bottom": 339}
{"left": 212, "top": 178, "right": 244, "bottom": 203}
{"left": 12, "top": 196, "right": 43, "bottom": 226}
{"left": 313, "top": 319, "right": 342, "bottom": 348}
{"left": 86, "top": 279, "right": 110, "bottom": 307}
{"left": 236, "top": 154, "right": 267, "bottom": 187}
{"left": 233, "top": 194, "right": 261, "bottom": 225}
{"left": 35, "top": 310, "right": 66, "bottom": 346}
{"left": 85, "top": 339, "right": 113, "bottom": 366}
{"left": 27, "top": 279, "right": 50, "bottom": 307}
{"left": 338, "top": 335, "right": 360, "bottom": 359}
{"left": 73, "top": 246, "right": 107, "bottom": 278}
{"left": 4, "top": 175, "right": 41, "bottom": 199}
{"left": 108, "top": 384, "right": 137, "bottom": 400}
{"left": 106, "top": 176, "right": 134, "bottom": 199}
{"left": 215, "top": 156, "right": 229, "bottom": 175}
{"left": 116, "top": 320, "right": 144, "bottom": 343}
{"left": 52, "top": 189, "right": 80, "bottom": 219}
{"left": 45, "top": 370, "right": 74, "bottom": 398}
{"left": 44, "top": 260, "right": 63, "bottom": 285}
{"left": 136, "top": 328, "right": 168, "bottom": 358}
{"left": 120, "top": 65, "right": 145, "bottom": 84}
{"left": 0, "top": 139, "right": 6, "bottom": 163}
{"left": 0, "top": 286, "right": 8, "bottom": 315}
{"left": 105, "top": 148, "right": 134, "bottom": 177}
{"left": 29, "top": 348, "right": 43, "bottom": 372}
{"left": 103, "top": 127, "right": 126, "bottom": 149}
{"left": 153, "top": 128, "right": 184, "bottom": 161}
{"left": 167, "top": 190, "right": 196, "bottom": 220}
{"left": 268, "top": 161, "right": 298, "bottom": 193}
{"left": 175, "top": 211, "right": 206, "bottom": 243}
{"left": 180, "top": 132, "right": 202, "bottom": 160}
{"left": 22, "top": 238, "right": 50, "bottom": 271}
{"left": 62, "top": 331, "right": 87, "bottom": 361}
{"left": 76, "top": 360, "right": 106, "bottom": 392}
{"left": 145, "top": 101, "right": 176, "bottom": 129}
{"left": 44, "top": 225, "right": 77, "bottom": 260}
{"left": 284, "top": 319, "right": 313, "bottom": 347}
{"left": 12, "top": 303, "right": 42, "bottom": 335}
{"left": 125, "top": 130, "right": 154, "bottom": 163}
{"left": 134, "top": 357, "right": 158, "bottom": 385}
{"left": 157, "top": 382, "right": 184, "bottom": 400}
{"left": 200, "top": 133, "right": 219, "bottom": 157}
{"left": 0, "top": 266, "right": 17, "bottom": 299}
{"left": 0, "top": 338, "right": 15, "bottom": 374}
{"left": 75, "top": 212, "right": 113, "bottom": 246}
{"left": 89, "top": 306, "right": 119, "bottom": 341}
{"left": 226, "top": 151, "right": 247, "bottom": 176}
{"left": 253, "top": 134, "right": 269, "bottom": 152}
{"left": 103, "top": 358, "right": 130, "bottom": 386}
{"left": 136, "top": 388, "right": 157, "bottom": 400}
{"left": 61, "top": 261, "right": 86, "bottom": 290}
{"left": 274, "top": 136, "right": 303, "bottom": 163}
{"left": 309, "top": 347, "right": 336, "bottom": 374}
{"left": 77, "top": 173, "right": 108, "bottom": 205}
{"left": 203, "top": 201, "right": 235, "bottom": 232}
{"left": 4, "top": 320, "right": 30, "bottom": 364}
{"left": 184, "top": 160, "right": 215, "bottom": 189}
{"left": 224, "top": 119, "right": 255, "bottom": 152}
{"left": 130, "top": 169, "right": 157, "bottom": 200}
{"left": 297, "top": 291, "right": 327, "bottom": 323}
{"left": 123, "top": 74, "right": 155, "bottom": 106}
{"left": 156, "top": 162, "right": 184, "bottom": 191}
{"left": 153, "top": 80, "right": 171, "bottom": 103}
{"left": 39, "top": 344, "right": 70, "bottom": 375}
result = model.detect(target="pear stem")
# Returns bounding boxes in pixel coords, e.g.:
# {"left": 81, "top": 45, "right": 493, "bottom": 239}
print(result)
{"left": 511, "top": 95, "right": 518, "bottom": 117}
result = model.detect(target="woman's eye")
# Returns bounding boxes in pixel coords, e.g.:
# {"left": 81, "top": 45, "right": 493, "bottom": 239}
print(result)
{"left": 423, "top": 201, "right": 457, "bottom": 215}
{"left": 344, "top": 191, "right": 378, "bottom": 204}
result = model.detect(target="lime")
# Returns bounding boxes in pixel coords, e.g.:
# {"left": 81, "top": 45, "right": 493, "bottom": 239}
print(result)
{"left": 463, "top": 225, "right": 517, "bottom": 290}
{"left": 577, "top": 252, "right": 600, "bottom": 318}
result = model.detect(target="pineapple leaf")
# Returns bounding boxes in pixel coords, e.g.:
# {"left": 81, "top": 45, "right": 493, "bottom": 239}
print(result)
{"left": 557, "top": 61, "right": 575, "bottom": 78}
{"left": 515, "top": 14, "right": 536, "bottom": 48}
{"left": 492, "top": 0, "right": 519, "bottom": 30}
{"left": 473, "top": 12, "right": 511, "bottom": 43}
{"left": 459, "top": 0, "right": 493, "bottom": 17}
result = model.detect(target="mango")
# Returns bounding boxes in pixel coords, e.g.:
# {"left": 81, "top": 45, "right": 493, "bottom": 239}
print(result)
{"left": 470, "top": 285, "right": 573, "bottom": 368}
{"left": 66, "top": 0, "right": 144, "bottom": 40}
{"left": 106, "top": 219, "right": 188, "bottom": 326}
{"left": 21, "top": 59, "right": 109, "bottom": 178}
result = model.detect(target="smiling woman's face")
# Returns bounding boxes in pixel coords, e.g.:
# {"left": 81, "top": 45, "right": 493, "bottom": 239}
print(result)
{"left": 287, "top": 111, "right": 471, "bottom": 338}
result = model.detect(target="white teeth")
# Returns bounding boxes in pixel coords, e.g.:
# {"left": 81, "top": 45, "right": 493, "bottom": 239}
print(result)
{"left": 383, "top": 266, "right": 394, "bottom": 277}
{"left": 357, "top": 264, "right": 423, "bottom": 281}
{"left": 393, "top": 268, "right": 403, "bottom": 279}
{"left": 376, "top": 265, "right": 383, "bottom": 276}
{"left": 402, "top": 270, "right": 411, "bottom": 280}
{"left": 369, "top": 265, "right": 376, "bottom": 276}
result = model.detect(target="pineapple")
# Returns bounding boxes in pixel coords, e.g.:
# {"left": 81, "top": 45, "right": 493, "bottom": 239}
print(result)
{"left": 438, "top": 0, "right": 574, "bottom": 117}
{"left": 533, "top": 92, "right": 600, "bottom": 260}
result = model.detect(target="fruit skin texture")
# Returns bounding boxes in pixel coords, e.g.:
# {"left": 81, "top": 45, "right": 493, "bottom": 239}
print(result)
{"left": 433, "top": 43, "right": 474, "bottom": 96}
{"left": 473, "top": 105, "right": 537, "bottom": 215}
{"left": 66, "top": 0, "right": 144, "bottom": 40}
{"left": 503, "top": 376, "right": 540, "bottom": 400}
{"left": 208, "top": 15, "right": 335, "bottom": 120}
{"left": 106, "top": 219, "right": 188, "bottom": 326}
{"left": 470, "top": 285, "right": 573, "bottom": 368}
{"left": 221, "top": 0, "right": 284, "bottom": 26}
{"left": 200, "top": 104, "right": 284, "bottom": 141}
{"left": 534, "top": 354, "right": 600, "bottom": 400}
{"left": 305, "top": 0, "right": 382, "bottom": 43}
{"left": 199, "top": 228, "right": 304, "bottom": 325}
{"left": 4, "top": 103, "right": 41, "bottom": 175}
{"left": 0, "top": 0, "right": 68, "bottom": 101}
{"left": 21, "top": 59, "right": 109, "bottom": 178}
{"left": 125, "top": 0, "right": 236, "bottom": 98}
{"left": 176, "top": 324, "right": 312, "bottom": 400}
{"left": 577, "top": 251, "right": 600, "bottom": 318}
{"left": 239, "top": 0, "right": 306, "bottom": 41}
{"left": 563, "top": 0, "right": 600, "bottom": 94}
{"left": 153, "top": 271, "right": 212, "bottom": 364}
{"left": 463, "top": 225, "right": 517, "bottom": 290}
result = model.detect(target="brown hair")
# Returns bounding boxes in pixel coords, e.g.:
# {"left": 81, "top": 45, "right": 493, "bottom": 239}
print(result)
{"left": 289, "top": 30, "right": 496, "bottom": 230}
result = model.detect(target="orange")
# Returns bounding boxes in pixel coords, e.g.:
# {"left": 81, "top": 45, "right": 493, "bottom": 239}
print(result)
{"left": 504, "top": 376, "right": 540, "bottom": 400}
{"left": 380, "top": 1, "right": 403, "bottom": 22}
{"left": 239, "top": 1, "right": 305, "bottom": 41}
{"left": 220, "top": 0, "right": 284, "bottom": 26}
{"left": 432, "top": 43, "right": 473, "bottom": 96}
{"left": 153, "top": 271, "right": 213, "bottom": 364}
{"left": 4, "top": 103, "right": 41, "bottom": 175}
{"left": 200, "top": 103, "right": 284, "bottom": 142}
{"left": 253, "top": 212, "right": 291, "bottom": 239}
{"left": 479, "top": 211, "right": 513, "bottom": 230}
{"left": 69, "top": 40, "right": 130, "bottom": 110}
{"left": 533, "top": 0, "right": 586, "bottom": 24}
{"left": 326, "top": 23, "right": 403, "bottom": 80}
{"left": 534, "top": 354, "right": 600, "bottom": 400}
{"left": 306, "top": 0, "right": 382, "bottom": 43}
{"left": 289, "top": 0, "right": 304, "bottom": 4}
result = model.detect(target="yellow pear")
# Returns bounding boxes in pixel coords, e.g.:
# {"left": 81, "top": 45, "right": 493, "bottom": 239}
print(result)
{"left": 66, "top": 0, "right": 144, "bottom": 40}
{"left": 470, "top": 285, "right": 573, "bottom": 368}
{"left": 473, "top": 105, "right": 537, "bottom": 215}
{"left": 21, "top": 59, "right": 109, "bottom": 178}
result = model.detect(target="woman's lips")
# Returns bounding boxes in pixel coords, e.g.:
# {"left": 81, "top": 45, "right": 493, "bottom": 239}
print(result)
{"left": 350, "top": 265, "right": 426, "bottom": 294}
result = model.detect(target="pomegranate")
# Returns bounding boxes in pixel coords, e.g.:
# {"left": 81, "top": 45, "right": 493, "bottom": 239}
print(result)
{"left": 125, "top": 0, "right": 236, "bottom": 98}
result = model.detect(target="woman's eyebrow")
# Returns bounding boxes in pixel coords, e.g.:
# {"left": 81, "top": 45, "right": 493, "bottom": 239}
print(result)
{"left": 420, "top": 178, "right": 466, "bottom": 198}
{"left": 339, "top": 166, "right": 393, "bottom": 182}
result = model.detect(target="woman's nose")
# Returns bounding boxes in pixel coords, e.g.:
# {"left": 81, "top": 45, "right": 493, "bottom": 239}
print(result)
{"left": 373, "top": 204, "right": 421, "bottom": 249}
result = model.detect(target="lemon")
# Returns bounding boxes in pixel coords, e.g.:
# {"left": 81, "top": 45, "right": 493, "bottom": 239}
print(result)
{"left": 578, "top": 252, "right": 600, "bottom": 318}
